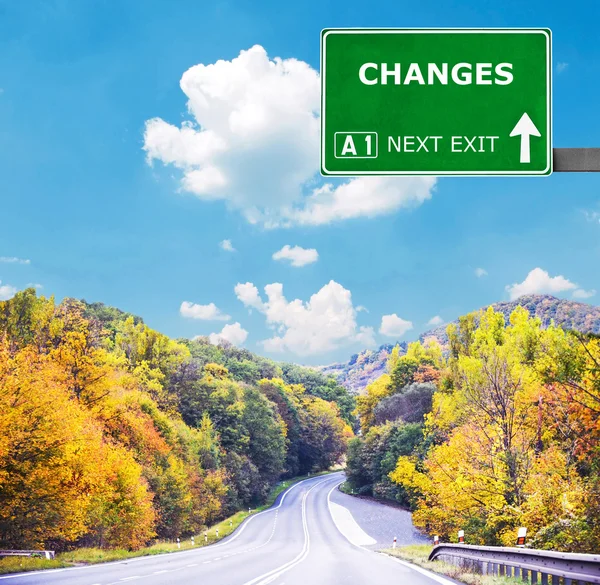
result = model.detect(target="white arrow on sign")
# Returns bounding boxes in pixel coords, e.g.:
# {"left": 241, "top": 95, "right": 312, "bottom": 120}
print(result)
{"left": 509, "top": 113, "right": 541, "bottom": 164}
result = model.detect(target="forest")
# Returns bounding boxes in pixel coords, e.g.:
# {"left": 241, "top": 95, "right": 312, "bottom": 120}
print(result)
{"left": 0, "top": 289, "right": 352, "bottom": 551}
{"left": 346, "top": 305, "right": 600, "bottom": 552}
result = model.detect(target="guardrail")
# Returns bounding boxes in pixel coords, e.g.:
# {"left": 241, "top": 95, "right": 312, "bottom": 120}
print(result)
{"left": 0, "top": 550, "right": 55, "bottom": 560}
{"left": 429, "top": 544, "right": 600, "bottom": 585}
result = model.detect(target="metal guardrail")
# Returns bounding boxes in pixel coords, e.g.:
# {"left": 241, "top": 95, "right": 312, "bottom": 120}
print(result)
{"left": 0, "top": 550, "right": 55, "bottom": 560}
{"left": 429, "top": 544, "right": 600, "bottom": 585}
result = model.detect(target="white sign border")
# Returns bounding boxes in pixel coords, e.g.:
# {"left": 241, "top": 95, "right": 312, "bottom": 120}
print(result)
{"left": 320, "top": 28, "right": 552, "bottom": 177}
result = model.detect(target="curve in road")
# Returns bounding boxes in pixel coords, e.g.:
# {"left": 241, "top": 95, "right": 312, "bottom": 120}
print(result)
{"left": 2, "top": 473, "right": 447, "bottom": 585}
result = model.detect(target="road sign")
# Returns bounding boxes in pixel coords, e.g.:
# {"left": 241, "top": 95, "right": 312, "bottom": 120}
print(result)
{"left": 321, "top": 28, "right": 552, "bottom": 176}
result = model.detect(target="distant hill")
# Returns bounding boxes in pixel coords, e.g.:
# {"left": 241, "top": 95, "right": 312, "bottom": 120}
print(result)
{"left": 319, "top": 295, "right": 600, "bottom": 394}
{"left": 318, "top": 343, "right": 407, "bottom": 395}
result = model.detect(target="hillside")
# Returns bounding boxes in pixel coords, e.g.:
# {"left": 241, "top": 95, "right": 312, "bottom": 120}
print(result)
{"left": 0, "top": 289, "right": 353, "bottom": 552}
{"left": 320, "top": 294, "right": 600, "bottom": 394}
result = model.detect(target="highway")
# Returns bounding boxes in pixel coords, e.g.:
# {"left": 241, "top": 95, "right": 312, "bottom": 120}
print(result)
{"left": 2, "top": 473, "right": 449, "bottom": 585}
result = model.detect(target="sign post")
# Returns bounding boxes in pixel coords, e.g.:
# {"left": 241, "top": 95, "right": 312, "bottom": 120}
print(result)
{"left": 321, "top": 28, "right": 552, "bottom": 176}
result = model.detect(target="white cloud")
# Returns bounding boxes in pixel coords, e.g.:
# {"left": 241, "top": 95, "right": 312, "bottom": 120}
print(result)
{"left": 234, "top": 282, "right": 265, "bottom": 311}
{"left": 272, "top": 245, "right": 318, "bottom": 267}
{"left": 26, "top": 283, "right": 43, "bottom": 289}
{"left": 0, "top": 257, "right": 30, "bottom": 265}
{"left": 475, "top": 267, "right": 488, "bottom": 277}
{"left": 557, "top": 62, "right": 569, "bottom": 73}
{"left": 506, "top": 267, "right": 578, "bottom": 300}
{"left": 180, "top": 301, "right": 231, "bottom": 321}
{"left": 220, "top": 239, "right": 236, "bottom": 252}
{"left": 285, "top": 176, "right": 435, "bottom": 227}
{"left": 427, "top": 315, "right": 444, "bottom": 326}
{"left": 0, "top": 281, "right": 17, "bottom": 301}
{"left": 583, "top": 210, "right": 600, "bottom": 224}
{"left": 379, "top": 314, "right": 414, "bottom": 338}
{"left": 572, "top": 288, "right": 596, "bottom": 300}
{"left": 208, "top": 322, "right": 248, "bottom": 346}
{"left": 143, "top": 45, "right": 436, "bottom": 227}
{"left": 356, "top": 305, "right": 368, "bottom": 313}
{"left": 235, "top": 279, "right": 375, "bottom": 355}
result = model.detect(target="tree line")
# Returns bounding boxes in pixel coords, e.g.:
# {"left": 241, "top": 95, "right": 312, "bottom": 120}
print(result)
{"left": 0, "top": 290, "right": 352, "bottom": 551}
{"left": 346, "top": 305, "right": 600, "bottom": 552}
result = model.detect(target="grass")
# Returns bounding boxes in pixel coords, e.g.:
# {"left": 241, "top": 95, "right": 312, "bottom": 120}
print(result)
{"left": 0, "top": 469, "right": 335, "bottom": 575}
{"left": 0, "top": 556, "right": 69, "bottom": 575}
{"left": 383, "top": 545, "right": 523, "bottom": 585}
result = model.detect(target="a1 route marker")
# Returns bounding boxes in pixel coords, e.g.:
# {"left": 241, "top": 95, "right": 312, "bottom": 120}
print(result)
{"left": 321, "top": 28, "right": 552, "bottom": 176}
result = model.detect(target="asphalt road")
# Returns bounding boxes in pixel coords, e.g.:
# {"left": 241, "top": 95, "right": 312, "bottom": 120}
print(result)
{"left": 2, "top": 473, "right": 446, "bottom": 585}
{"left": 329, "top": 483, "right": 430, "bottom": 549}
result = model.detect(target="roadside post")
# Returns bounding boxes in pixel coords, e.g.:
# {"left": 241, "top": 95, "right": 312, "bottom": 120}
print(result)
{"left": 516, "top": 527, "right": 527, "bottom": 547}
{"left": 321, "top": 28, "right": 600, "bottom": 175}
{"left": 204, "top": 531, "right": 208, "bottom": 543}
{"left": 177, "top": 537, "right": 181, "bottom": 549}
{"left": 393, "top": 536, "right": 397, "bottom": 548}
{"left": 216, "top": 528, "right": 219, "bottom": 538}
{"left": 191, "top": 536, "right": 195, "bottom": 546}
{"left": 434, "top": 535, "right": 440, "bottom": 545}
{"left": 458, "top": 530, "right": 465, "bottom": 544}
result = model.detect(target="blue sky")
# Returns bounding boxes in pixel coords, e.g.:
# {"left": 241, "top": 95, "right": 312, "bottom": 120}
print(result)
{"left": 1, "top": 0, "right": 599, "bottom": 365}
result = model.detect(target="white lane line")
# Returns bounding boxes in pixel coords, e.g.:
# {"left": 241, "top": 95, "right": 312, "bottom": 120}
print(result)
{"left": 241, "top": 477, "right": 333, "bottom": 585}
{"left": 326, "top": 481, "right": 455, "bottom": 585}
{"left": 120, "top": 578, "right": 141, "bottom": 582}
{"left": 153, "top": 570, "right": 168, "bottom": 574}
{"left": 0, "top": 475, "right": 340, "bottom": 582}
{"left": 383, "top": 554, "right": 457, "bottom": 585}
{"left": 203, "top": 561, "right": 212, "bottom": 564}
{"left": 327, "top": 501, "right": 377, "bottom": 546}
{"left": 187, "top": 563, "right": 198, "bottom": 567}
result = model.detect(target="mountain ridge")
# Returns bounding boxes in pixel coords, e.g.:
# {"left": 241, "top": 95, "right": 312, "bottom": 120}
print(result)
{"left": 318, "top": 294, "right": 600, "bottom": 393}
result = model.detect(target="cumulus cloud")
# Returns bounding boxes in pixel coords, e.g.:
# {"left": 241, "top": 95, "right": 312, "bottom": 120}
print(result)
{"left": 557, "top": 62, "right": 569, "bottom": 73}
{"left": 235, "top": 282, "right": 265, "bottom": 311}
{"left": 475, "top": 267, "right": 488, "bottom": 277}
{"left": 272, "top": 245, "right": 318, "bottom": 267}
{"left": 0, "top": 256, "right": 30, "bottom": 265}
{"left": 427, "top": 315, "right": 444, "bottom": 326}
{"left": 208, "top": 322, "right": 248, "bottom": 346}
{"left": 143, "top": 45, "right": 436, "bottom": 227}
{"left": 285, "top": 176, "right": 435, "bottom": 227}
{"left": 572, "top": 288, "right": 596, "bottom": 300}
{"left": 220, "top": 239, "right": 236, "bottom": 252}
{"left": 180, "top": 301, "right": 230, "bottom": 321}
{"left": 506, "top": 267, "right": 580, "bottom": 300}
{"left": 0, "top": 281, "right": 17, "bottom": 300}
{"left": 379, "top": 314, "right": 414, "bottom": 338}
{"left": 235, "top": 279, "right": 375, "bottom": 355}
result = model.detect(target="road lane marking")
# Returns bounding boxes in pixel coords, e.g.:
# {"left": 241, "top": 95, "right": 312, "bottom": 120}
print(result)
{"left": 328, "top": 500, "right": 377, "bottom": 546}
{"left": 241, "top": 477, "right": 334, "bottom": 585}
{"left": 382, "top": 554, "right": 457, "bottom": 585}
{"left": 187, "top": 563, "right": 198, "bottom": 567}
{"left": 153, "top": 570, "right": 168, "bottom": 574}
{"left": 120, "top": 578, "right": 141, "bottom": 582}
{"left": 326, "top": 480, "right": 455, "bottom": 585}
{"left": 0, "top": 475, "right": 341, "bottom": 582}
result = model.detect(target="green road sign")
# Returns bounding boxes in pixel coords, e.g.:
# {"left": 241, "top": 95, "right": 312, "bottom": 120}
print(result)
{"left": 321, "top": 28, "right": 552, "bottom": 176}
